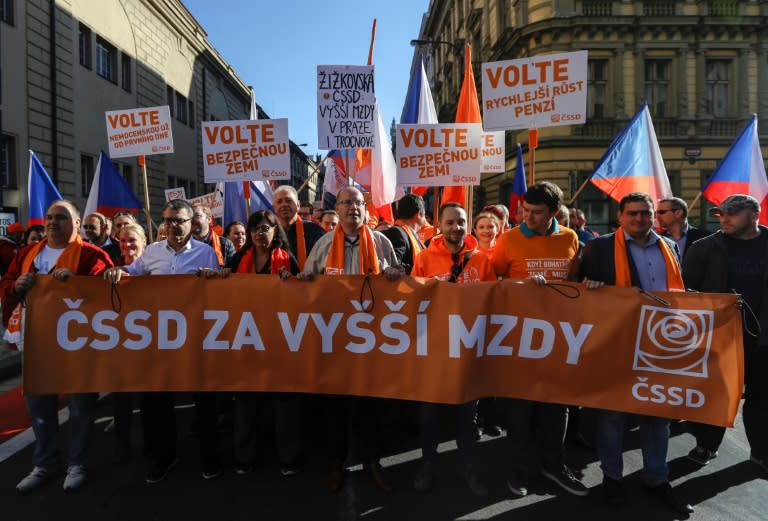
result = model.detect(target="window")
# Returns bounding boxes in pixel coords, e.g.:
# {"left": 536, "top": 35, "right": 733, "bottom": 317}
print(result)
{"left": 645, "top": 60, "right": 670, "bottom": 117}
{"left": 188, "top": 100, "right": 195, "bottom": 128}
{"left": 1, "top": 134, "right": 17, "bottom": 188}
{"left": 175, "top": 92, "right": 188, "bottom": 124}
{"left": 121, "top": 53, "right": 132, "bottom": 92}
{"left": 81, "top": 154, "right": 94, "bottom": 197}
{"left": 166, "top": 85, "right": 175, "bottom": 116}
{"left": 78, "top": 24, "right": 91, "bottom": 68}
{"left": 706, "top": 60, "right": 730, "bottom": 117}
{"left": 588, "top": 60, "right": 608, "bottom": 118}
{"left": 1, "top": 0, "right": 14, "bottom": 25}
{"left": 95, "top": 37, "right": 116, "bottom": 82}
{"left": 119, "top": 163, "right": 134, "bottom": 193}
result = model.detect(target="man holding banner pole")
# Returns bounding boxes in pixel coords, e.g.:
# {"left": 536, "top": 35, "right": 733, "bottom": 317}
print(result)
{"left": 490, "top": 181, "right": 587, "bottom": 499}
{"left": 580, "top": 192, "right": 694, "bottom": 515}
{"left": 298, "top": 185, "right": 400, "bottom": 492}
{"left": 103, "top": 199, "right": 221, "bottom": 484}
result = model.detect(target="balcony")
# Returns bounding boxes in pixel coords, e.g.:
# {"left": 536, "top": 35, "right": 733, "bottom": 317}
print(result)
{"left": 643, "top": 1, "right": 675, "bottom": 17}
{"left": 707, "top": 0, "right": 739, "bottom": 17}
{"left": 572, "top": 119, "right": 619, "bottom": 139}
{"left": 582, "top": 0, "right": 613, "bottom": 16}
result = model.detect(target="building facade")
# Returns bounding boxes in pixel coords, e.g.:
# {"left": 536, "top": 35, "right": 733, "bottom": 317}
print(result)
{"left": 413, "top": 0, "right": 768, "bottom": 229}
{"left": 0, "top": 0, "right": 315, "bottom": 227}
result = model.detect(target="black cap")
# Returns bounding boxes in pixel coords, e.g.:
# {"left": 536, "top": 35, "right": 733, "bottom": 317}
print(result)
{"left": 708, "top": 194, "right": 760, "bottom": 216}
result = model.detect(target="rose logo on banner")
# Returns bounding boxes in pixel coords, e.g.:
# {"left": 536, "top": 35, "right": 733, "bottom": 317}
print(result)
{"left": 633, "top": 306, "right": 714, "bottom": 378}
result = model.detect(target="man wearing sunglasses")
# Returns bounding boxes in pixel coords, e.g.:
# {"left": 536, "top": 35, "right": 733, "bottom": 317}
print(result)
{"left": 83, "top": 212, "right": 121, "bottom": 263}
{"left": 656, "top": 197, "right": 709, "bottom": 261}
{"left": 104, "top": 199, "right": 220, "bottom": 484}
{"left": 682, "top": 194, "right": 768, "bottom": 477}
{"left": 191, "top": 203, "right": 235, "bottom": 267}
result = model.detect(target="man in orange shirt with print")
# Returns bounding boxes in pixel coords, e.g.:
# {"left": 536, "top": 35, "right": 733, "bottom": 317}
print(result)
{"left": 491, "top": 181, "right": 588, "bottom": 499}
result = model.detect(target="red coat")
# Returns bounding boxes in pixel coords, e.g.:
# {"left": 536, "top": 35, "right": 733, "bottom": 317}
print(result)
{"left": 0, "top": 242, "right": 113, "bottom": 326}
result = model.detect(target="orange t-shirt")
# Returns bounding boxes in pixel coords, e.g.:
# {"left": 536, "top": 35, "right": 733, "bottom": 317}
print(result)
{"left": 412, "top": 234, "right": 496, "bottom": 283}
{"left": 491, "top": 223, "right": 579, "bottom": 280}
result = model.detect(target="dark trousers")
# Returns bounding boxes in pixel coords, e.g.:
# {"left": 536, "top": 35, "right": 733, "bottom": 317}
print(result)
{"left": 233, "top": 393, "right": 303, "bottom": 466}
{"left": 690, "top": 345, "right": 768, "bottom": 460}
{"left": 113, "top": 392, "right": 134, "bottom": 450}
{"left": 503, "top": 398, "right": 568, "bottom": 473}
{"left": 194, "top": 393, "right": 220, "bottom": 467}
{"left": 139, "top": 392, "right": 176, "bottom": 466}
{"left": 323, "top": 395, "right": 384, "bottom": 465}
{"left": 419, "top": 401, "right": 478, "bottom": 466}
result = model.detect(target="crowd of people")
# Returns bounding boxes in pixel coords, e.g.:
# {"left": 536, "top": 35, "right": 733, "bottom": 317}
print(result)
{"left": 0, "top": 183, "right": 766, "bottom": 517}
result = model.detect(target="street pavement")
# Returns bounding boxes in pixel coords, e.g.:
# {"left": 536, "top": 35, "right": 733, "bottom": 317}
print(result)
{"left": 0, "top": 383, "right": 765, "bottom": 521}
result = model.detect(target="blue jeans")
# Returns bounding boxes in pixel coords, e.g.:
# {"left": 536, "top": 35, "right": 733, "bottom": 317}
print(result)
{"left": 25, "top": 393, "right": 97, "bottom": 469}
{"left": 597, "top": 410, "right": 669, "bottom": 485}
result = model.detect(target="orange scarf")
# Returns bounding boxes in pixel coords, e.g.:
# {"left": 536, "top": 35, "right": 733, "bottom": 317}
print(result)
{"left": 614, "top": 228, "right": 684, "bottom": 290}
{"left": 418, "top": 223, "right": 437, "bottom": 243}
{"left": 394, "top": 220, "right": 424, "bottom": 257}
{"left": 208, "top": 231, "right": 224, "bottom": 267}
{"left": 236, "top": 247, "right": 291, "bottom": 275}
{"left": 325, "top": 224, "right": 380, "bottom": 275}
{"left": 294, "top": 218, "right": 307, "bottom": 271}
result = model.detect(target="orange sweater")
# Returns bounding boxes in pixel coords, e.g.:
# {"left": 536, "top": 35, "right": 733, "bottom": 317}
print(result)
{"left": 412, "top": 234, "right": 496, "bottom": 283}
{"left": 491, "top": 223, "right": 579, "bottom": 280}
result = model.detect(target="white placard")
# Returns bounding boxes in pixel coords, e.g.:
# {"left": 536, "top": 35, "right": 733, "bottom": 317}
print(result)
{"left": 164, "top": 187, "right": 186, "bottom": 202}
{"left": 481, "top": 131, "right": 506, "bottom": 173}
{"left": 202, "top": 119, "right": 290, "bottom": 182}
{"left": 0, "top": 212, "right": 17, "bottom": 237}
{"left": 396, "top": 124, "right": 483, "bottom": 187}
{"left": 105, "top": 105, "right": 174, "bottom": 158}
{"left": 317, "top": 65, "right": 375, "bottom": 150}
{"left": 188, "top": 190, "right": 224, "bottom": 219}
{"left": 481, "top": 51, "right": 588, "bottom": 131}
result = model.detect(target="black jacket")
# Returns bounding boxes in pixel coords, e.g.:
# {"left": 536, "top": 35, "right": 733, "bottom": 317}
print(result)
{"left": 663, "top": 225, "right": 710, "bottom": 262}
{"left": 285, "top": 219, "right": 325, "bottom": 259}
{"left": 381, "top": 225, "right": 423, "bottom": 275}
{"left": 579, "top": 232, "right": 680, "bottom": 287}
{"left": 683, "top": 226, "right": 768, "bottom": 346}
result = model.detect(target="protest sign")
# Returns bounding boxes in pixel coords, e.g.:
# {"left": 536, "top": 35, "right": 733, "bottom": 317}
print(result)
{"left": 396, "top": 124, "right": 483, "bottom": 186}
{"left": 164, "top": 187, "right": 186, "bottom": 202}
{"left": 482, "top": 51, "right": 588, "bottom": 131}
{"left": 105, "top": 106, "right": 174, "bottom": 158}
{"left": 188, "top": 190, "right": 224, "bottom": 219}
{"left": 317, "top": 65, "right": 375, "bottom": 150}
{"left": 481, "top": 131, "right": 506, "bottom": 173}
{"left": 24, "top": 276, "right": 743, "bottom": 427}
{"left": 0, "top": 212, "right": 17, "bottom": 237}
{"left": 201, "top": 119, "right": 290, "bottom": 182}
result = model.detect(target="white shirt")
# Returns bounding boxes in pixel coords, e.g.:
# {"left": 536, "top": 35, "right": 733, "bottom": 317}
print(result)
{"left": 33, "top": 245, "right": 65, "bottom": 273}
{"left": 125, "top": 238, "right": 218, "bottom": 275}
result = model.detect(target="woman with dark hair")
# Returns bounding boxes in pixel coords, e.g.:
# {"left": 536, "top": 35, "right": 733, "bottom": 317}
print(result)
{"left": 226, "top": 211, "right": 298, "bottom": 274}
{"left": 24, "top": 225, "right": 46, "bottom": 245}
{"left": 225, "top": 210, "right": 302, "bottom": 476}
{"left": 224, "top": 221, "right": 247, "bottom": 252}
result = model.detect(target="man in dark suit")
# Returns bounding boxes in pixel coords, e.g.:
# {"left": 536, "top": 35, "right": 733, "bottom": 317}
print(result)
{"left": 656, "top": 197, "right": 709, "bottom": 260}
{"left": 579, "top": 192, "right": 693, "bottom": 516}
{"left": 382, "top": 193, "right": 426, "bottom": 274}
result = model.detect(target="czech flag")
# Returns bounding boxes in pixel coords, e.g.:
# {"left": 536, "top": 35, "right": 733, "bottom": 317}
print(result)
{"left": 589, "top": 104, "right": 673, "bottom": 203}
{"left": 83, "top": 151, "right": 142, "bottom": 219}
{"left": 443, "top": 44, "right": 482, "bottom": 207}
{"left": 702, "top": 114, "right": 768, "bottom": 224}
{"left": 221, "top": 180, "right": 274, "bottom": 226}
{"left": 27, "top": 150, "right": 62, "bottom": 226}
{"left": 509, "top": 143, "right": 527, "bottom": 221}
{"left": 400, "top": 56, "right": 438, "bottom": 196}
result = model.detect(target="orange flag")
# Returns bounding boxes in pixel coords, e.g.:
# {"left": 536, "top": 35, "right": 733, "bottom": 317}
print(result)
{"left": 442, "top": 44, "right": 481, "bottom": 207}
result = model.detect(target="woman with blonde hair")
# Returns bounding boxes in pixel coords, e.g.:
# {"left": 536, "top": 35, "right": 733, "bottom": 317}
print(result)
{"left": 472, "top": 210, "right": 501, "bottom": 256}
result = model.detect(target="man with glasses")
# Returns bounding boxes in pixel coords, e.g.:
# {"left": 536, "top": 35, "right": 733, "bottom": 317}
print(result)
{"left": 580, "top": 192, "right": 693, "bottom": 515}
{"left": 274, "top": 185, "right": 325, "bottom": 270}
{"left": 491, "top": 181, "right": 587, "bottom": 500}
{"left": 682, "top": 194, "right": 768, "bottom": 475}
{"left": 83, "top": 212, "right": 121, "bottom": 263}
{"left": 656, "top": 197, "right": 709, "bottom": 260}
{"left": 3, "top": 200, "right": 113, "bottom": 493}
{"left": 299, "top": 186, "right": 400, "bottom": 492}
{"left": 104, "top": 199, "right": 220, "bottom": 483}
{"left": 191, "top": 203, "right": 235, "bottom": 266}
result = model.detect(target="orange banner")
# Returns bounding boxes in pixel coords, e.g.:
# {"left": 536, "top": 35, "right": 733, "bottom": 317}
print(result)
{"left": 24, "top": 275, "right": 743, "bottom": 427}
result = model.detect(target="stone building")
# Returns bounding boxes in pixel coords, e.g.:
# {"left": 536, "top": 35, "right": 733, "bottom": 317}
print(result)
{"left": 412, "top": 0, "right": 768, "bottom": 229}
{"left": 0, "top": 0, "right": 316, "bottom": 226}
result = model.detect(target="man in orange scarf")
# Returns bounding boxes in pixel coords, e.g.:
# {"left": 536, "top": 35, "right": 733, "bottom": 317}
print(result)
{"left": 579, "top": 192, "right": 692, "bottom": 516}
{"left": 192, "top": 203, "right": 235, "bottom": 266}
{"left": 298, "top": 186, "right": 400, "bottom": 493}
{"left": 274, "top": 185, "right": 325, "bottom": 271}
{"left": 382, "top": 193, "right": 425, "bottom": 275}
{"left": 1, "top": 200, "right": 113, "bottom": 494}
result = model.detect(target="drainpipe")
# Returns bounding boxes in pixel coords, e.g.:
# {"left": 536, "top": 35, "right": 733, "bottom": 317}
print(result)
{"left": 49, "top": 0, "right": 58, "bottom": 185}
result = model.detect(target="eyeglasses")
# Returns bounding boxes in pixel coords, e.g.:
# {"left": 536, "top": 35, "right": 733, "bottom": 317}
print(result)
{"left": 83, "top": 225, "right": 98, "bottom": 231}
{"left": 252, "top": 224, "right": 273, "bottom": 234}
{"left": 338, "top": 200, "right": 365, "bottom": 208}
{"left": 162, "top": 217, "right": 192, "bottom": 226}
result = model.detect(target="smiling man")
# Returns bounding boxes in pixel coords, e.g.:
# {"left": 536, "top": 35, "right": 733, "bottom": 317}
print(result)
{"left": 273, "top": 185, "right": 325, "bottom": 270}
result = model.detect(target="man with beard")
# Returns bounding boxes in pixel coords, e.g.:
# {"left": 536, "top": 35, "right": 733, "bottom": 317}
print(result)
{"left": 273, "top": 185, "right": 325, "bottom": 270}
{"left": 191, "top": 203, "right": 235, "bottom": 267}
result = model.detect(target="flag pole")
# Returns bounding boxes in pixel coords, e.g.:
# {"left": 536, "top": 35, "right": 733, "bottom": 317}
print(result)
{"left": 528, "top": 129, "right": 538, "bottom": 185}
{"left": 467, "top": 185, "right": 474, "bottom": 225}
{"left": 296, "top": 152, "right": 330, "bottom": 195}
{"left": 688, "top": 192, "right": 703, "bottom": 212}
{"left": 568, "top": 177, "right": 591, "bottom": 205}
{"left": 367, "top": 18, "right": 377, "bottom": 66}
{"left": 243, "top": 181, "right": 252, "bottom": 218}
{"left": 138, "top": 155, "right": 153, "bottom": 242}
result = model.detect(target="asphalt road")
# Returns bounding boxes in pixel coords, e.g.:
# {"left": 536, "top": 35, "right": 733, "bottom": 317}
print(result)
{"left": 0, "top": 390, "right": 766, "bottom": 521}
